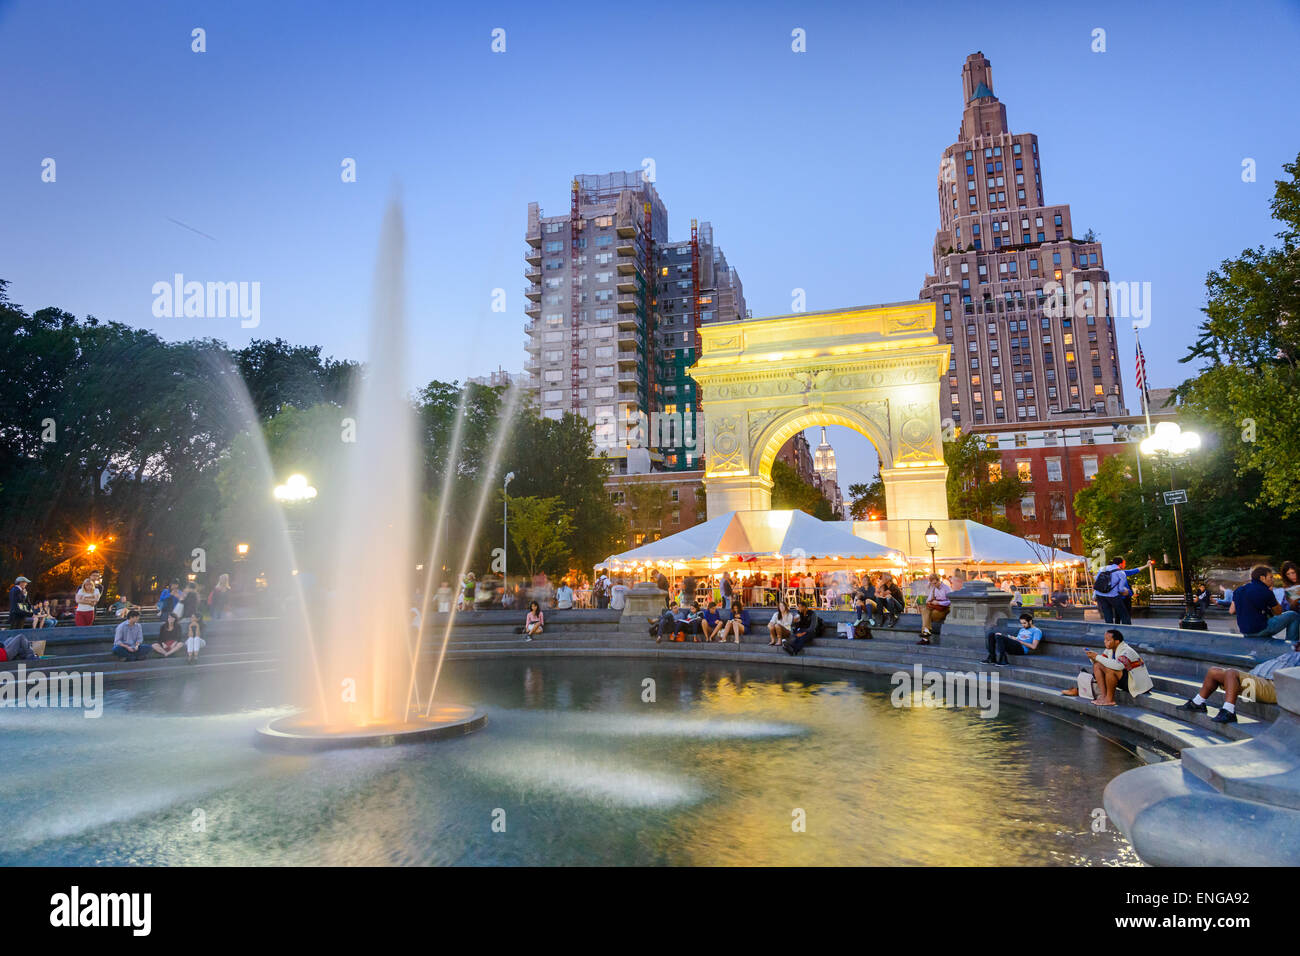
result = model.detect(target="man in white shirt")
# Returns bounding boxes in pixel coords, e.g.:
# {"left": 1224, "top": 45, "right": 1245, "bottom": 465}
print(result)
{"left": 555, "top": 581, "right": 574, "bottom": 610}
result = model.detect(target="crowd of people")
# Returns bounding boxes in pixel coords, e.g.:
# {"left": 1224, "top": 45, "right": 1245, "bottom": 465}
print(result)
{"left": 1, "top": 569, "right": 240, "bottom": 666}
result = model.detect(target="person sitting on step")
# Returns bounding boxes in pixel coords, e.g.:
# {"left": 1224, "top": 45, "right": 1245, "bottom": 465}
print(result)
{"left": 983, "top": 613, "right": 1041, "bottom": 665}
{"left": 767, "top": 601, "right": 794, "bottom": 646}
{"left": 717, "top": 600, "right": 750, "bottom": 644}
{"left": 699, "top": 601, "right": 723, "bottom": 642}
{"left": 523, "top": 601, "right": 544, "bottom": 642}
{"left": 850, "top": 596, "right": 874, "bottom": 640}
{"left": 151, "top": 613, "right": 185, "bottom": 657}
{"left": 1177, "top": 640, "right": 1300, "bottom": 724}
{"left": 782, "top": 602, "right": 820, "bottom": 656}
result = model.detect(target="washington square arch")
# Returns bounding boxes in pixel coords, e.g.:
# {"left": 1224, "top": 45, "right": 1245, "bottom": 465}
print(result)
{"left": 690, "top": 300, "right": 951, "bottom": 522}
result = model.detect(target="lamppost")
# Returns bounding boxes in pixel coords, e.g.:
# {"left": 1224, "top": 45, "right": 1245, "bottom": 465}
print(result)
{"left": 503, "top": 472, "right": 515, "bottom": 591}
{"left": 274, "top": 474, "right": 317, "bottom": 577}
{"left": 924, "top": 523, "right": 939, "bottom": 575}
{"left": 1139, "top": 422, "right": 1204, "bottom": 630}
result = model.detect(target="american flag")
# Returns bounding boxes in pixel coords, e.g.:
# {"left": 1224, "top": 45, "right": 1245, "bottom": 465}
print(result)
{"left": 1135, "top": 340, "right": 1151, "bottom": 410}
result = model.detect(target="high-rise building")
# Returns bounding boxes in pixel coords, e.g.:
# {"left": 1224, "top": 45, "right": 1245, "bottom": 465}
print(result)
{"left": 812, "top": 427, "right": 846, "bottom": 519}
{"left": 919, "top": 52, "right": 1126, "bottom": 430}
{"left": 653, "top": 219, "right": 747, "bottom": 471}
{"left": 524, "top": 171, "right": 744, "bottom": 475}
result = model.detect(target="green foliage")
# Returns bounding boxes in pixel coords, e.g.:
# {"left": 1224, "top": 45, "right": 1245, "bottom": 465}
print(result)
{"left": 943, "top": 428, "right": 1024, "bottom": 531}
{"left": 771, "top": 459, "right": 835, "bottom": 520}
{"left": 847, "top": 474, "right": 886, "bottom": 520}
{"left": 1074, "top": 431, "right": 1300, "bottom": 574}
{"left": 505, "top": 494, "right": 573, "bottom": 579}
{"left": 1175, "top": 150, "right": 1300, "bottom": 516}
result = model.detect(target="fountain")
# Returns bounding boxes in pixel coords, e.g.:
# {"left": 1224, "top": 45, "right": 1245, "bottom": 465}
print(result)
{"left": 256, "top": 202, "right": 486, "bottom": 751}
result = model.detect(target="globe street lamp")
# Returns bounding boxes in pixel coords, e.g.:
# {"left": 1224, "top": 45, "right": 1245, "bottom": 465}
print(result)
{"left": 924, "top": 523, "right": 939, "bottom": 575}
{"left": 1139, "top": 422, "right": 1204, "bottom": 630}
{"left": 503, "top": 472, "right": 515, "bottom": 593}
{"left": 274, "top": 474, "right": 317, "bottom": 503}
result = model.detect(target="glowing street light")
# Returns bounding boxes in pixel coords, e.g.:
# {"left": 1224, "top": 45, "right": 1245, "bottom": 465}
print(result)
{"left": 236, "top": 543, "right": 250, "bottom": 557}
{"left": 924, "top": 523, "right": 939, "bottom": 575}
{"left": 1140, "top": 422, "right": 1205, "bottom": 630}
{"left": 86, "top": 543, "right": 97, "bottom": 553}
{"left": 274, "top": 474, "right": 317, "bottom": 503}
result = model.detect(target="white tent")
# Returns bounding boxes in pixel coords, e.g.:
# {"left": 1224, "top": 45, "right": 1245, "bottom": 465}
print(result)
{"left": 843, "top": 518, "right": 1088, "bottom": 572}
{"left": 599, "top": 509, "right": 907, "bottom": 573}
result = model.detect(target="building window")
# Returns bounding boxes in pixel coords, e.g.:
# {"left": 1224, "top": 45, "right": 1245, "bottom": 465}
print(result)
{"left": 1016, "top": 461, "right": 1032, "bottom": 481}
{"left": 1050, "top": 494, "right": 1068, "bottom": 521}
{"left": 1046, "top": 458, "right": 1062, "bottom": 482}
{"left": 1014, "top": 433, "right": 1027, "bottom": 447}
{"left": 1020, "top": 495, "right": 1036, "bottom": 519}
{"left": 1054, "top": 534, "right": 1073, "bottom": 550}
{"left": 1082, "top": 456, "right": 1099, "bottom": 480}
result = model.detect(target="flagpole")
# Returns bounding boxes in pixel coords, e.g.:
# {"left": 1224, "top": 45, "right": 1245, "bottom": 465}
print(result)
{"left": 1134, "top": 328, "right": 1150, "bottom": 488}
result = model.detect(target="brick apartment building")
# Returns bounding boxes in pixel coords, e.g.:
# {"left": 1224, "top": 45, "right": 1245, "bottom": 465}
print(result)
{"left": 967, "top": 404, "right": 1176, "bottom": 554}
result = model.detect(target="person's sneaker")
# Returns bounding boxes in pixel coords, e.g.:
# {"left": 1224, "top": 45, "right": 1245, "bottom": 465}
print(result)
{"left": 1178, "top": 699, "right": 1207, "bottom": 714}
{"left": 1212, "top": 709, "right": 1238, "bottom": 724}
{"left": 996, "top": 658, "right": 1009, "bottom": 666}
{"left": 981, "top": 657, "right": 997, "bottom": 665}
{"left": 523, "top": 636, "right": 532, "bottom": 643}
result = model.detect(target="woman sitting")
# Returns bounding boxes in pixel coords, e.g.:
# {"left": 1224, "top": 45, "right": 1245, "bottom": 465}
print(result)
{"left": 918, "top": 573, "right": 951, "bottom": 645}
{"left": 767, "top": 601, "right": 794, "bottom": 646}
{"left": 152, "top": 613, "right": 185, "bottom": 657}
{"left": 718, "top": 601, "right": 750, "bottom": 644}
{"left": 185, "top": 615, "right": 205, "bottom": 664}
{"left": 523, "top": 601, "right": 544, "bottom": 642}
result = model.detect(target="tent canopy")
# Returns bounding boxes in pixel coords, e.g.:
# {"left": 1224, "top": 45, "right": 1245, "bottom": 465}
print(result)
{"left": 599, "top": 509, "right": 907, "bottom": 573}
{"left": 844, "top": 518, "right": 1088, "bottom": 571}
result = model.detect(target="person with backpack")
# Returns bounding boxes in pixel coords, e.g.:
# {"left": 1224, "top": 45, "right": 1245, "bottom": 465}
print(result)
{"left": 1092, "top": 557, "right": 1151, "bottom": 624}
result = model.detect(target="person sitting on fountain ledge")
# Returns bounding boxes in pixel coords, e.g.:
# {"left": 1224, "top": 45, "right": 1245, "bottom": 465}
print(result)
{"left": 782, "top": 602, "right": 819, "bottom": 656}
{"left": 112, "top": 609, "right": 150, "bottom": 661}
{"left": 522, "top": 601, "right": 544, "bottom": 642}
{"left": 699, "top": 601, "right": 722, "bottom": 642}
{"left": 1069, "top": 628, "right": 1153, "bottom": 706}
{"left": 1177, "top": 640, "right": 1300, "bottom": 724}
{"left": 983, "top": 613, "right": 1041, "bottom": 665}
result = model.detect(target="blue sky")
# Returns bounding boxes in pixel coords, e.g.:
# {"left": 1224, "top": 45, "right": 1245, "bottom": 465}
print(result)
{"left": 4, "top": 0, "right": 1298, "bottom": 488}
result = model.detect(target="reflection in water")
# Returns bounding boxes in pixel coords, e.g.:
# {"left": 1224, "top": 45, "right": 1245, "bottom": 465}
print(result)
{"left": 0, "top": 659, "right": 1139, "bottom": 866}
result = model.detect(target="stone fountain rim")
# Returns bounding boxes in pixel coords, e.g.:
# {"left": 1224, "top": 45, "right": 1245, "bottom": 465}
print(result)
{"left": 254, "top": 708, "right": 487, "bottom": 753}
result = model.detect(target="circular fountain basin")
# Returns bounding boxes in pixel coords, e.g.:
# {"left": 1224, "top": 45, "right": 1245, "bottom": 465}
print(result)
{"left": 256, "top": 704, "right": 486, "bottom": 752}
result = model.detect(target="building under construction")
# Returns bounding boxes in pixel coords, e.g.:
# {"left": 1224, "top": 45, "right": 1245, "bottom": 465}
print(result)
{"left": 524, "top": 170, "right": 746, "bottom": 475}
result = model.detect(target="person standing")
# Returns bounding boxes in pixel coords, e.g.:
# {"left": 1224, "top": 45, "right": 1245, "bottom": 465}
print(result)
{"left": 435, "top": 581, "right": 453, "bottom": 613}
{"left": 721, "top": 571, "right": 734, "bottom": 612}
{"left": 1092, "top": 557, "right": 1150, "bottom": 625}
{"left": 7, "top": 576, "right": 33, "bottom": 630}
{"left": 208, "top": 573, "right": 232, "bottom": 620}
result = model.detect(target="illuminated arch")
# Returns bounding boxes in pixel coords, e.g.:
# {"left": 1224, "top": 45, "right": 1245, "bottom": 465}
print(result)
{"left": 690, "top": 301, "right": 951, "bottom": 522}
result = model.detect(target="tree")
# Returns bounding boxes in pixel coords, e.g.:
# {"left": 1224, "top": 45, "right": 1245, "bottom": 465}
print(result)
{"left": 506, "top": 494, "right": 573, "bottom": 579}
{"left": 770, "top": 459, "right": 835, "bottom": 520}
{"left": 620, "top": 481, "right": 672, "bottom": 544}
{"left": 1175, "top": 150, "right": 1300, "bottom": 516}
{"left": 1074, "top": 432, "right": 1299, "bottom": 574}
{"left": 847, "top": 474, "right": 886, "bottom": 520}
{"left": 943, "top": 429, "right": 1025, "bottom": 531}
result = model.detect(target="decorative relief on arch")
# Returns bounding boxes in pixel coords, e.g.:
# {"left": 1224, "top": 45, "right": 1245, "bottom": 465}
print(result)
{"left": 897, "top": 401, "right": 941, "bottom": 463}
{"left": 710, "top": 414, "right": 745, "bottom": 473}
{"left": 746, "top": 408, "right": 783, "bottom": 452}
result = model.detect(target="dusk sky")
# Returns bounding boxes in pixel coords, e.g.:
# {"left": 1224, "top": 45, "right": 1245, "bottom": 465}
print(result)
{"left": 4, "top": 0, "right": 1299, "bottom": 487}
